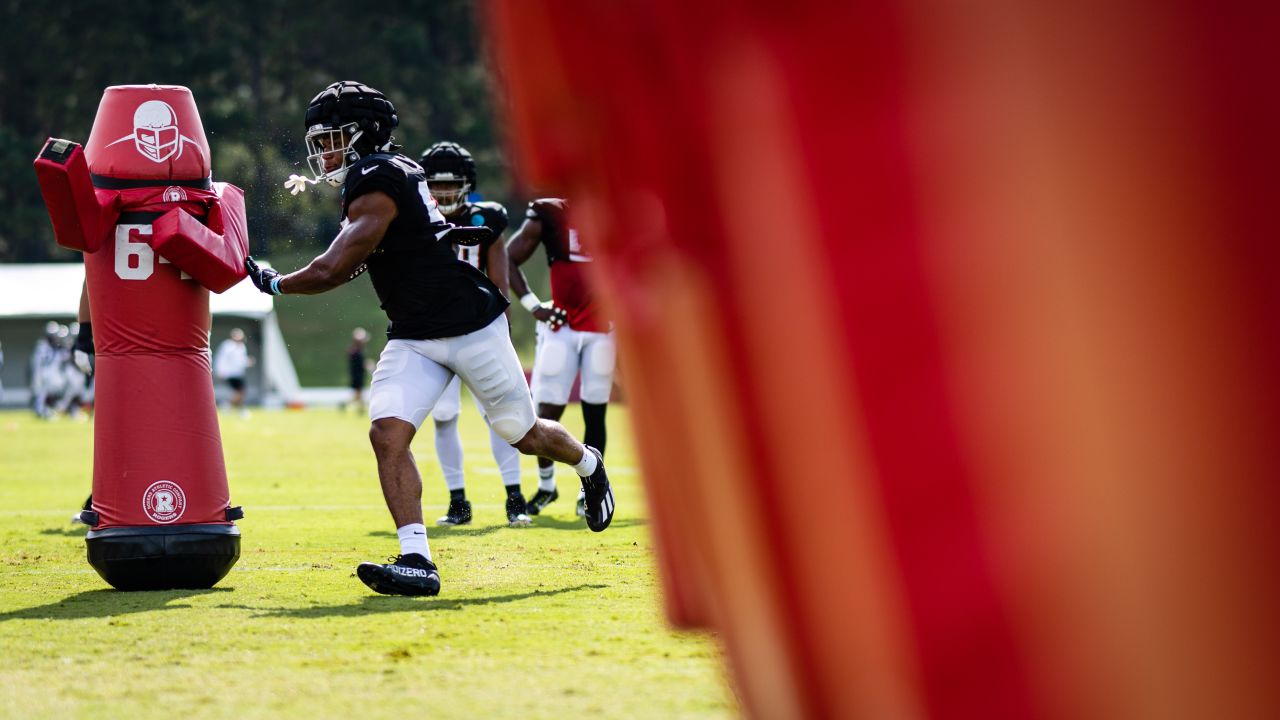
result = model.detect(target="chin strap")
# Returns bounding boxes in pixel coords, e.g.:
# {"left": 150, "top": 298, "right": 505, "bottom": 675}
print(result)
{"left": 290, "top": 132, "right": 395, "bottom": 196}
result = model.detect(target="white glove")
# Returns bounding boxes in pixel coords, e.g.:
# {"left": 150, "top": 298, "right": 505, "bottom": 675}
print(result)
{"left": 73, "top": 349, "right": 93, "bottom": 375}
{"left": 284, "top": 174, "right": 314, "bottom": 196}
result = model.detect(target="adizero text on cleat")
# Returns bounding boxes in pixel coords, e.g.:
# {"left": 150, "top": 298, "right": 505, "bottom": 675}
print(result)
{"left": 579, "top": 446, "right": 614, "bottom": 532}
{"left": 435, "top": 498, "right": 472, "bottom": 526}
{"left": 356, "top": 554, "right": 441, "bottom": 597}
{"left": 526, "top": 488, "right": 559, "bottom": 516}
{"left": 506, "top": 493, "right": 532, "bottom": 527}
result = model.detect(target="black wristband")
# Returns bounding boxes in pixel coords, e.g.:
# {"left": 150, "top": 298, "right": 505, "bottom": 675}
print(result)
{"left": 74, "top": 322, "right": 94, "bottom": 355}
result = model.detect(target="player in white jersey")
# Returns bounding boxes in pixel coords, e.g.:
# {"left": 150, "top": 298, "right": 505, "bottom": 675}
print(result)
{"left": 30, "top": 322, "right": 63, "bottom": 419}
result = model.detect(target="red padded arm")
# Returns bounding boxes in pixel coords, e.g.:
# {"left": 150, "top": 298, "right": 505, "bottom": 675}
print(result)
{"left": 33, "top": 138, "right": 108, "bottom": 253}
{"left": 150, "top": 183, "right": 250, "bottom": 294}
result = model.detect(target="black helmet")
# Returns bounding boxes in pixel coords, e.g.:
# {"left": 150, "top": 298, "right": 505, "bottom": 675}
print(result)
{"left": 303, "top": 81, "right": 398, "bottom": 186}
{"left": 420, "top": 141, "right": 477, "bottom": 214}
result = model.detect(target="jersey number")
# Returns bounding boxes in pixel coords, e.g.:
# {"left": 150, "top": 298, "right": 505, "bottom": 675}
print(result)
{"left": 457, "top": 244, "right": 481, "bottom": 268}
{"left": 567, "top": 228, "right": 592, "bottom": 263}
{"left": 114, "top": 224, "right": 189, "bottom": 281}
{"left": 384, "top": 156, "right": 446, "bottom": 224}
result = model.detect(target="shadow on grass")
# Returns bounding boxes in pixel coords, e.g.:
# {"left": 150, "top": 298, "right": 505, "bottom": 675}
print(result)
{"left": 521, "top": 516, "right": 648, "bottom": 532}
{"left": 39, "top": 526, "right": 89, "bottom": 537}
{"left": 370, "top": 525, "right": 506, "bottom": 539}
{"left": 0, "top": 587, "right": 232, "bottom": 622}
{"left": 366, "top": 516, "right": 646, "bottom": 539}
{"left": 217, "top": 582, "right": 607, "bottom": 618}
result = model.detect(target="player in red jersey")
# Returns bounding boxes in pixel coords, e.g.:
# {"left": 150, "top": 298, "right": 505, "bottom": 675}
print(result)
{"left": 508, "top": 198, "right": 617, "bottom": 518}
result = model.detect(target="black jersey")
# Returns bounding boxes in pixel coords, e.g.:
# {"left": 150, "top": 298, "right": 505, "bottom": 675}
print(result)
{"left": 449, "top": 201, "right": 508, "bottom": 274}
{"left": 341, "top": 153, "right": 508, "bottom": 340}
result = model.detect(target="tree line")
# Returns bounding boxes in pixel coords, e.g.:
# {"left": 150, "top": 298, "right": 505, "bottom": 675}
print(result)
{"left": 0, "top": 0, "right": 517, "bottom": 263}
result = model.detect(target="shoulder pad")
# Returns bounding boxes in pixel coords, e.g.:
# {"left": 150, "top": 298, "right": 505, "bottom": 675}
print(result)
{"left": 468, "top": 201, "right": 508, "bottom": 225}
{"left": 353, "top": 153, "right": 419, "bottom": 178}
{"left": 526, "top": 197, "right": 565, "bottom": 220}
{"left": 343, "top": 154, "right": 423, "bottom": 199}
{"left": 464, "top": 201, "right": 508, "bottom": 236}
{"left": 345, "top": 156, "right": 394, "bottom": 185}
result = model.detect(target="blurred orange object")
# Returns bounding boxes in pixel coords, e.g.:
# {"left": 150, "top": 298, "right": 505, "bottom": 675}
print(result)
{"left": 486, "top": 2, "right": 1280, "bottom": 717}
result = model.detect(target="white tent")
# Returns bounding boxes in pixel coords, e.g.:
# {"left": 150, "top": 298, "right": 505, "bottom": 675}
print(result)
{"left": 0, "top": 263, "right": 300, "bottom": 408}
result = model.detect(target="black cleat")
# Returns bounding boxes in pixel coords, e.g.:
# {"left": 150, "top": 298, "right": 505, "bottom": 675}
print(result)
{"left": 506, "top": 493, "right": 532, "bottom": 527}
{"left": 357, "top": 553, "right": 441, "bottom": 596}
{"left": 435, "top": 498, "right": 472, "bottom": 526}
{"left": 525, "top": 488, "right": 559, "bottom": 516}
{"left": 579, "top": 446, "right": 614, "bottom": 532}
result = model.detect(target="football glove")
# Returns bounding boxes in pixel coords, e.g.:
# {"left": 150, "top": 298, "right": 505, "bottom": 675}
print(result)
{"left": 245, "top": 257, "right": 284, "bottom": 295}
{"left": 72, "top": 322, "right": 94, "bottom": 376}
{"left": 442, "top": 225, "right": 492, "bottom": 247}
{"left": 73, "top": 350, "right": 93, "bottom": 375}
{"left": 533, "top": 301, "right": 569, "bottom": 331}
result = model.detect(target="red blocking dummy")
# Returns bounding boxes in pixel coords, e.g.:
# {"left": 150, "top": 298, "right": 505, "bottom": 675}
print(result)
{"left": 34, "top": 85, "right": 247, "bottom": 590}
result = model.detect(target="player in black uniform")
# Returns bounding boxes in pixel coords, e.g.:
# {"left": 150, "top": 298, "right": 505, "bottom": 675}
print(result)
{"left": 244, "top": 82, "right": 614, "bottom": 597}
{"left": 418, "top": 140, "right": 527, "bottom": 527}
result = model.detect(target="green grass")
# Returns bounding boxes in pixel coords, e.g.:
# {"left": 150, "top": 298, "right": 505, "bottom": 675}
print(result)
{"left": 0, "top": 406, "right": 735, "bottom": 719}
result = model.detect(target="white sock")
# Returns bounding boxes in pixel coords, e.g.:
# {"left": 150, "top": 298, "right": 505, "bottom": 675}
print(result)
{"left": 434, "top": 417, "right": 466, "bottom": 491}
{"left": 396, "top": 523, "right": 431, "bottom": 561}
{"left": 572, "top": 446, "right": 598, "bottom": 477}
{"left": 538, "top": 464, "right": 557, "bottom": 492}
{"left": 488, "top": 424, "right": 523, "bottom": 487}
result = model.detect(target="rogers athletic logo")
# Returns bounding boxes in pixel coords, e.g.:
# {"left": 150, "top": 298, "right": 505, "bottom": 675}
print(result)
{"left": 142, "top": 480, "right": 187, "bottom": 524}
{"left": 162, "top": 186, "right": 188, "bottom": 203}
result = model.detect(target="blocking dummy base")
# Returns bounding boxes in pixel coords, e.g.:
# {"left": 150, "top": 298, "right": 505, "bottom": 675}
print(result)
{"left": 85, "top": 524, "right": 241, "bottom": 591}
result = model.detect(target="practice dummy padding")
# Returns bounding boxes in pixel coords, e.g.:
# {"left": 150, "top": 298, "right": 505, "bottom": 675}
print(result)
{"left": 35, "top": 85, "right": 248, "bottom": 590}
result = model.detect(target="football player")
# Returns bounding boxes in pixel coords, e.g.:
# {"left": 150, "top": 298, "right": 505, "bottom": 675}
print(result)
{"left": 508, "top": 198, "right": 617, "bottom": 520}
{"left": 245, "top": 82, "right": 614, "bottom": 597}
{"left": 30, "top": 321, "right": 62, "bottom": 419}
{"left": 71, "top": 281, "right": 95, "bottom": 523}
{"left": 419, "top": 141, "right": 528, "bottom": 528}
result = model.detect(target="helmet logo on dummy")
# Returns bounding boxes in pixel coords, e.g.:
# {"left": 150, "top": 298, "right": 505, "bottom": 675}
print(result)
{"left": 163, "top": 186, "right": 188, "bottom": 203}
{"left": 105, "top": 100, "right": 199, "bottom": 163}
{"left": 142, "top": 480, "right": 187, "bottom": 524}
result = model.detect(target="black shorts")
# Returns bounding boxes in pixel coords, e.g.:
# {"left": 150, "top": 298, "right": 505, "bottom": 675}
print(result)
{"left": 227, "top": 377, "right": 245, "bottom": 392}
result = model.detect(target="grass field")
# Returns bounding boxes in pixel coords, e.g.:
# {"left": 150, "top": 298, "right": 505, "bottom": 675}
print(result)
{"left": 0, "top": 406, "right": 736, "bottom": 719}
